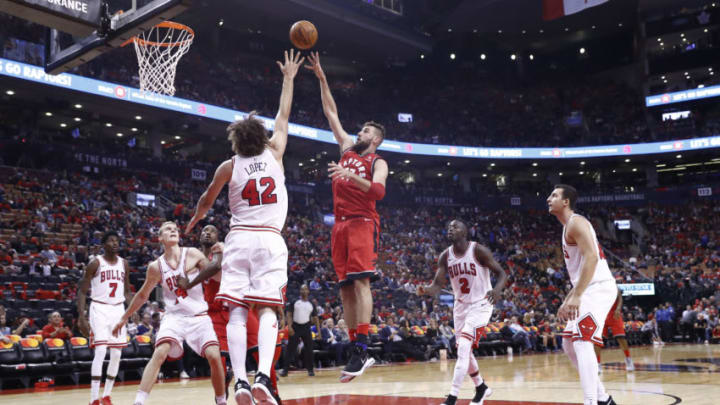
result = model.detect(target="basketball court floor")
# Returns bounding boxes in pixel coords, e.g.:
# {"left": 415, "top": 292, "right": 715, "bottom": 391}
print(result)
{"left": 1, "top": 344, "right": 717, "bottom": 404}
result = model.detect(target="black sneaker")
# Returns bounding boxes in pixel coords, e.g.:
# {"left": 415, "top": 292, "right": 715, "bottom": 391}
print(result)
{"left": 598, "top": 395, "right": 617, "bottom": 405}
{"left": 251, "top": 372, "right": 278, "bottom": 405}
{"left": 470, "top": 382, "right": 493, "bottom": 405}
{"left": 339, "top": 345, "right": 375, "bottom": 383}
{"left": 277, "top": 369, "right": 288, "bottom": 377}
{"left": 308, "top": 370, "right": 315, "bottom": 377}
{"left": 234, "top": 380, "right": 253, "bottom": 405}
{"left": 441, "top": 394, "right": 457, "bottom": 405}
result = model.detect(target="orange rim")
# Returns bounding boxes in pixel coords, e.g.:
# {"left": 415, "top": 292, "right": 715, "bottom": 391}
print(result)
{"left": 121, "top": 21, "right": 195, "bottom": 48}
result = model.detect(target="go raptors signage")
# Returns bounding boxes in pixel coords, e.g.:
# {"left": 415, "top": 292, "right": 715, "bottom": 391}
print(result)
{"left": 0, "top": 0, "right": 103, "bottom": 36}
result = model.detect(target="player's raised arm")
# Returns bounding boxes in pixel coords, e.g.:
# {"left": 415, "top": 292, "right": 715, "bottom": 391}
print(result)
{"left": 76, "top": 258, "right": 99, "bottom": 337}
{"left": 269, "top": 49, "right": 304, "bottom": 162}
{"left": 186, "top": 160, "right": 233, "bottom": 234}
{"left": 474, "top": 244, "right": 508, "bottom": 305}
{"left": 418, "top": 249, "right": 449, "bottom": 296}
{"left": 112, "top": 261, "right": 162, "bottom": 336}
{"left": 305, "top": 52, "right": 354, "bottom": 152}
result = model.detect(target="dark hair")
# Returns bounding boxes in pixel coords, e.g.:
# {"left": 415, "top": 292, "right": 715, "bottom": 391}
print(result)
{"left": 362, "top": 121, "right": 386, "bottom": 142}
{"left": 101, "top": 231, "right": 119, "bottom": 244}
{"left": 554, "top": 184, "right": 578, "bottom": 210}
{"left": 227, "top": 111, "right": 269, "bottom": 157}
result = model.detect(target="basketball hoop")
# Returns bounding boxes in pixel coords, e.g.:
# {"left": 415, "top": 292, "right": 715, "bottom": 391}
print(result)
{"left": 123, "top": 21, "right": 194, "bottom": 96}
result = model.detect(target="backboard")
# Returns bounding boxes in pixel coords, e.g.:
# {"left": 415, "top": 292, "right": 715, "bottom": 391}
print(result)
{"left": 0, "top": 0, "right": 191, "bottom": 74}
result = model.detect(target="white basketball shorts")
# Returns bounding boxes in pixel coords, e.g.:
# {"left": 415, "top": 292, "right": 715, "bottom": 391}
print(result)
{"left": 216, "top": 229, "right": 288, "bottom": 308}
{"left": 454, "top": 300, "right": 493, "bottom": 347}
{"left": 560, "top": 279, "right": 617, "bottom": 346}
{"left": 89, "top": 301, "right": 127, "bottom": 348}
{"left": 155, "top": 313, "right": 219, "bottom": 360}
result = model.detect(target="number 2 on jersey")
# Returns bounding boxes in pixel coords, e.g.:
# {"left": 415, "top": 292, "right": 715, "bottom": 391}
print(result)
{"left": 242, "top": 177, "right": 277, "bottom": 206}
{"left": 459, "top": 277, "right": 471, "bottom": 294}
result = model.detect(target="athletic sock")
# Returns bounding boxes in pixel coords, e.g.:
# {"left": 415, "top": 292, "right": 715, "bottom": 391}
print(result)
{"left": 227, "top": 305, "right": 249, "bottom": 384}
{"left": 257, "top": 310, "right": 278, "bottom": 377}
{"left": 450, "top": 337, "right": 473, "bottom": 396}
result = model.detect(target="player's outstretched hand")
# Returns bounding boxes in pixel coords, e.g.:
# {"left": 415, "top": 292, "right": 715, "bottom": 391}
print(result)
{"left": 277, "top": 49, "right": 304, "bottom": 80}
{"left": 328, "top": 161, "right": 352, "bottom": 180}
{"left": 304, "top": 51, "right": 326, "bottom": 81}
{"left": 77, "top": 316, "right": 90, "bottom": 338}
{"left": 176, "top": 275, "right": 190, "bottom": 291}
{"left": 186, "top": 215, "right": 201, "bottom": 234}
{"left": 485, "top": 288, "right": 502, "bottom": 305}
{"left": 111, "top": 320, "right": 125, "bottom": 337}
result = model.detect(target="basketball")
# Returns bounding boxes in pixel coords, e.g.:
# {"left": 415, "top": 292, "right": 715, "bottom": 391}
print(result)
{"left": 289, "top": 20, "right": 318, "bottom": 50}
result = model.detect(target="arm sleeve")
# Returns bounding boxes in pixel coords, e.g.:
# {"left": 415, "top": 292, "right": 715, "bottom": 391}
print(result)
{"left": 366, "top": 182, "right": 385, "bottom": 200}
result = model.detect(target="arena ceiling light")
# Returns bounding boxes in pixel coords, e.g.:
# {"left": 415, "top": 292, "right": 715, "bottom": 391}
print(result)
{"left": 625, "top": 159, "right": 630, "bottom": 162}
{"left": 558, "top": 172, "right": 563, "bottom": 176}
{"left": 676, "top": 154, "right": 682, "bottom": 158}
{"left": 482, "top": 173, "right": 487, "bottom": 177}
{"left": 437, "top": 173, "right": 443, "bottom": 177}
{"left": 174, "top": 135, "right": 181, "bottom": 140}
{"left": 532, "top": 162, "right": 538, "bottom": 166}
{"left": 564, "top": 27, "right": 569, "bottom": 32}
{"left": 60, "top": 123, "right": 67, "bottom": 127}
{"left": 74, "top": 104, "right": 82, "bottom": 109}
{"left": 529, "top": 54, "right": 534, "bottom": 60}
{"left": 135, "top": 115, "right": 142, "bottom": 120}
{"left": 74, "top": 117, "right": 81, "bottom": 122}
{"left": 632, "top": 168, "right": 637, "bottom": 172}
{"left": 480, "top": 54, "right": 486, "bottom": 60}
{"left": 45, "top": 112, "right": 52, "bottom": 116}
{"left": 450, "top": 53, "right": 456, "bottom": 60}
{"left": 420, "top": 54, "right": 424, "bottom": 59}
{"left": 497, "top": 30, "right": 502, "bottom": 34}
{"left": 116, "top": 133, "right": 123, "bottom": 137}
{"left": 532, "top": 173, "right": 537, "bottom": 177}
{"left": 5, "top": 90, "right": 14, "bottom": 95}
{"left": 131, "top": 127, "right": 138, "bottom": 132}
{"left": 579, "top": 48, "right": 586, "bottom": 54}
{"left": 579, "top": 171, "right": 584, "bottom": 175}
{"left": 389, "top": 171, "right": 394, "bottom": 175}
{"left": 404, "top": 159, "right": 410, "bottom": 164}
{"left": 591, "top": 25, "right": 596, "bottom": 29}
{"left": 298, "top": 162, "right": 303, "bottom": 167}
{"left": 511, "top": 54, "right": 517, "bottom": 60}
{"left": 490, "top": 163, "right": 495, "bottom": 167}
{"left": 105, "top": 123, "right": 112, "bottom": 127}
{"left": 580, "top": 161, "right": 586, "bottom": 165}
{"left": 160, "top": 140, "right": 166, "bottom": 145}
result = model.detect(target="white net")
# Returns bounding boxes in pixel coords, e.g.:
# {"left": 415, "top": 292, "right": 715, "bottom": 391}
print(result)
{"left": 130, "top": 22, "right": 194, "bottom": 96}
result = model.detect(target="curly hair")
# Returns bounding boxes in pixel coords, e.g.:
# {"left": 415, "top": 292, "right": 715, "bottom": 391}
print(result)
{"left": 227, "top": 112, "right": 270, "bottom": 157}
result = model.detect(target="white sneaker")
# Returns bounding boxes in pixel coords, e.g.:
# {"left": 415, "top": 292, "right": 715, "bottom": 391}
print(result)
{"left": 625, "top": 357, "right": 635, "bottom": 372}
{"left": 180, "top": 371, "right": 190, "bottom": 379}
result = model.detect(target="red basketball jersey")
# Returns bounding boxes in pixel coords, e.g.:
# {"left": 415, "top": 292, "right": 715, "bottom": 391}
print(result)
{"left": 203, "top": 252, "right": 224, "bottom": 313}
{"left": 332, "top": 150, "right": 381, "bottom": 222}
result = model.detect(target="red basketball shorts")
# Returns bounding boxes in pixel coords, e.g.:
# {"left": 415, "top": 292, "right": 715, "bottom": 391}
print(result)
{"left": 210, "top": 309, "right": 230, "bottom": 352}
{"left": 331, "top": 217, "right": 379, "bottom": 287}
{"left": 602, "top": 312, "right": 626, "bottom": 338}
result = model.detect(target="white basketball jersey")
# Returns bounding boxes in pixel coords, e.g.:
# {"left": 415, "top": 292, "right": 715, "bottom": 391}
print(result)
{"left": 159, "top": 248, "right": 208, "bottom": 316}
{"left": 90, "top": 255, "right": 125, "bottom": 305}
{"left": 228, "top": 149, "right": 288, "bottom": 231}
{"left": 562, "top": 214, "right": 615, "bottom": 287}
{"left": 446, "top": 242, "right": 493, "bottom": 304}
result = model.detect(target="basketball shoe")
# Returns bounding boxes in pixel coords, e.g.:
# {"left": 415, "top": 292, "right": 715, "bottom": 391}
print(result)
{"left": 598, "top": 395, "right": 617, "bottom": 405}
{"left": 101, "top": 396, "right": 114, "bottom": 405}
{"left": 470, "top": 383, "right": 493, "bottom": 405}
{"left": 340, "top": 344, "right": 375, "bottom": 383}
{"left": 251, "top": 372, "right": 278, "bottom": 405}
{"left": 440, "top": 394, "right": 457, "bottom": 405}
{"left": 625, "top": 357, "right": 635, "bottom": 371}
{"left": 234, "top": 379, "right": 253, "bottom": 405}
{"left": 90, "top": 400, "right": 100, "bottom": 405}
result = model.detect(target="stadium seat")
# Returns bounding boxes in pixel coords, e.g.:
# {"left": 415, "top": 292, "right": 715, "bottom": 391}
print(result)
{"left": 134, "top": 335, "right": 154, "bottom": 360}
{"left": 69, "top": 336, "right": 94, "bottom": 382}
{"left": 45, "top": 338, "right": 76, "bottom": 384}
{"left": 20, "top": 338, "right": 52, "bottom": 374}
{"left": 0, "top": 341, "right": 27, "bottom": 389}
{"left": 119, "top": 339, "right": 145, "bottom": 381}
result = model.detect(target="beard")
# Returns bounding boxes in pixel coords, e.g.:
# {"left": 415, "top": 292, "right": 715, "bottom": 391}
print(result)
{"left": 350, "top": 139, "right": 371, "bottom": 154}
{"left": 200, "top": 240, "right": 214, "bottom": 249}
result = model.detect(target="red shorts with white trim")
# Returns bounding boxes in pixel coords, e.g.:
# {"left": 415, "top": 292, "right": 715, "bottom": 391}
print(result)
{"left": 560, "top": 280, "right": 617, "bottom": 347}
{"left": 210, "top": 309, "right": 230, "bottom": 352}
{"left": 216, "top": 228, "right": 288, "bottom": 308}
{"left": 89, "top": 301, "right": 127, "bottom": 348}
{"left": 602, "top": 312, "right": 626, "bottom": 338}
{"left": 454, "top": 300, "right": 493, "bottom": 348}
{"left": 332, "top": 217, "right": 380, "bottom": 287}
{"left": 155, "top": 313, "right": 219, "bottom": 361}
